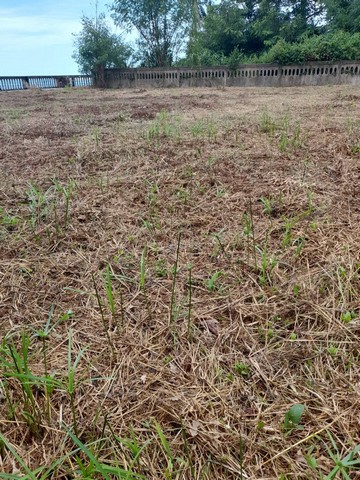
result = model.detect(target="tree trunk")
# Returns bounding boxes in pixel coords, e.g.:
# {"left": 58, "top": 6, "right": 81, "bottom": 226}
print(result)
{"left": 95, "top": 64, "right": 105, "bottom": 88}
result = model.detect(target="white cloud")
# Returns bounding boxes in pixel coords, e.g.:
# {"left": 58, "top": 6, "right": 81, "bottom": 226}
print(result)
{"left": 0, "top": 1, "right": 120, "bottom": 75}
{"left": 0, "top": 7, "right": 82, "bottom": 53}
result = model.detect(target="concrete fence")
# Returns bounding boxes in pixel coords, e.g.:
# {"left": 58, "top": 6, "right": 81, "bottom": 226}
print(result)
{"left": 0, "top": 75, "right": 92, "bottom": 91}
{"left": 102, "top": 61, "right": 360, "bottom": 89}
{"left": 2, "top": 61, "right": 359, "bottom": 92}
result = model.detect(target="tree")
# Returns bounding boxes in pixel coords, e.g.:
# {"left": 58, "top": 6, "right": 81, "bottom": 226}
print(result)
{"left": 325, "top": 0, "right": 360, "bottom": 32}
{"left": 247, "top": 0, "right": 284, "bottom": 51}
{"left": 181, "top": 0, "right": 342, "bottom": 65}
{"left": 73, "top": 13, "right": 132, "bottom": 86}
{"left": 280, "top": 0, "right": 326, "bottom": 41}
{"left": 198, "top": 1, "right": 246, "bottom": 56}
{"left": 186, "top": 0, "right": 283, "bottom": 61}
{"left": 111, "top": 0, "right": 203, "bottom": 67}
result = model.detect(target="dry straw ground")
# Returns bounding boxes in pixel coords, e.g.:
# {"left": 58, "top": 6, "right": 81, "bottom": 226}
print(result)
{"left": 0, "top": 85, "right": 359, "bottom": 479}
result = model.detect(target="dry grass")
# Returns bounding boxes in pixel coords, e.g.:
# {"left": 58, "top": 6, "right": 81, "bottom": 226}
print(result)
{"left": 0, "top": 85, "right": 359, "bottom": 479}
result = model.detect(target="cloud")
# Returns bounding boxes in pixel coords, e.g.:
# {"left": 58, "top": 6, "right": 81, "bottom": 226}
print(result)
{"left": 0, "top": 7, "right": 82, "bottom": 53}
{"left": 0, "top": 1, "right": 114, "bottom": 75}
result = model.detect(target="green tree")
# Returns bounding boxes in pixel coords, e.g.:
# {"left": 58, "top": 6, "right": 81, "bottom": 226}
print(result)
{"left": 325, "top": 0, "right": 360, "bottom": 32}
{"left": 111, "top": 0, "right": 204, "bottom": 67}
{"left": 186, "top": 0, "right": 284, "bottom": 61}
{"left": 73, "top": 13, "right": 132, "bottom": 86}
{"left": 249, "top": 0, "right": 285, "bottom": 50}
{"left": 280, "top": 0, "right": 326, "bottom": 41}
{"left": 199, "top": 0, "right": 246, "bottom": 56}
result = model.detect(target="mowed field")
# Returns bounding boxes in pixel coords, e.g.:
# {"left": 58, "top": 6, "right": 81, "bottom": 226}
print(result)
{"left": 0, "top": 85, "right": 359, "bottom": 479}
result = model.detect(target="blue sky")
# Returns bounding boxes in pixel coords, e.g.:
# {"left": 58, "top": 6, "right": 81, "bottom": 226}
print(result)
{"left": 0, "top": 0, "right": 115, "bottom": 76}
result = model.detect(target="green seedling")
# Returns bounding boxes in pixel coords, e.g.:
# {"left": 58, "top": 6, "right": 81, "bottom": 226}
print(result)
{"left": 105, "top": 264, "right": 115, "bottom": 318}
{"left": 146, "top": 110, "right": 181, "bottom": 141}
{"left": 139, "top": 247, "right": 152, "bottom": 323}
{"left": 156, "top": 258, "right": 167, "bottom": 278}
{"left": 323, "top": 433, "right": 360, "bottom": 479}
{"left": 0, "top": 207, "right": 18, "bottom": 230}
{"left": 32, "top": 304, "right": 71, "bottom": 420}
{"left": 294, "top": 236, "right": 306, "bottom": 257}
{"left": 293, "top": 284, "right": 300, "bottom": 296}
{"left": 0, "top": 429, "right": 100, "bottom": 479}
{"left": 279, "top": 130, "right": 289, "bottom": 152}
{"left": 242, "top": 204, "right": 257, "bottom": 267}
{"left": 187, "top": 263, "right": 193, "bottom": 338}
{"left": 59, "top": 310, "right": 74, "bottom": 322}
{"left": 140, "top": 247, "right": 147, "bottom": 291}
{"left": 280, "top": 114, "right": 290, "bottom": 146}
{"left": 0, "top": 431, "right": 38, "bottom": 480}
{"left": 92, "top": 126, "right": 101, "bottom": 150}
{"left": 234, "top": 362, "right": 250, "bottom": 377}
{"left": 260, "top": 197, "right": 273, "bottom": 216}
{"left": 216, "top": 186, "right": 226, "bottom": 198}
{"left": 301, "top": 157, "right": 310, "bottom": 182}
{"left": 4, "top": 108, "right": 24, "bottom": 121}
{"left": 176, "top": 188, "right": 190, "bottom": 203}
{"left": 153, "top": 420, "right": 175, "bottom": 480}
{"left": 92, "top": 273, "right": 116, "bottom": 354}
{"left": 53, "top": 178, "right": 76, "bottom": 228}
{"left": 326, "top": 344, "right": 339, "bottom": 357}
{"left": 279, "top": 117, "right": 302, "bottom": 152}
{"left": 292, "top": 122, "right": 302, "bottom": 148}
{"left": 190, "top": 117, "right": 217, "bottom": 140}
{"left": 207, "top": 155, "right": 219, "bottom": 167}
{"left": 242, "top": 212, "right": 252, "bottom": 239}
{"left": 351, "top": 143, "right": 360, "bottom": 154}
{"left": 67, "top": 428, "right": 143, "bottom": 480}
{"left": 304, "top": 445, "right": 319, "bottom": 472}
{"left": 340, "top": 311, "right": 356, "bottom": 323}
{"left": 104, "top": 264, "right": 125, "bottom": 327}
{"left": 170, "top": 232, "right": 182, "bottom": 324}
{"left": 256, "top": 244, "right": 277, "bottom": 286}
{"left": 98, "top": 176, "right": 105, "bottom": 193}
{"left": 0, "top": 331, "right": 60, "bottom": 435}
{"left": 1, "top": 332, "right": 36, "bottom": 417}
{"left": 190, "top": 120, "right": 205, "bottom": 138}
{"left": 146, "top": 180, "right": 159, "bottom": 207}
{"left": 213, "top": 232, "right": 232, "bottom": 264}
{"left": 282, "top": 216, "right": 296, "bottom": 248}
{"left": 206, "top": 118, "right": 217, "bottom": 139}
{"left": 284, "top": 403, "right": 305, "bottom": 433}
{"left": 65, "top": 329, "right": 89, "bottom": 437}
{"left": 110, "top": 425, "right": 151, "bottom": 470}
{"left": 258, "top": 321, "right": 275, "bottom": 344}
{"left": 259, "top": 109, "right": 276, "bottom": 135}
{"left": 26, "top": 183, "right": 53, "bottom": 230}
{"left": 205, "top": 271, "right": 223, "bottom": 292}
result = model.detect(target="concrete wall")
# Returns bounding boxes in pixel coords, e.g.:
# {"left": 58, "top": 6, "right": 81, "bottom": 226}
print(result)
{"left": 103, "top": 61, "right": 360, "bottom": 89}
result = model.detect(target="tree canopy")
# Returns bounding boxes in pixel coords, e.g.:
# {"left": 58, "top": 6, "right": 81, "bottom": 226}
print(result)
{"left": 182, "top": 0, "right": 360, "bottom": 65}
{"left": 111, "top": 0, "right": 210, "bottom": 67}
{"left": 74, "top": 0, "right": 360, "bottom": 71}
{"left": 73, "top": 13, "right": 132, "bottom": 81}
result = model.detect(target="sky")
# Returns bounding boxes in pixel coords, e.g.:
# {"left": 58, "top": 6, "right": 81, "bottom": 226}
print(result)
{"left": 0, "top": 0, "right": 115, "bottom": 76}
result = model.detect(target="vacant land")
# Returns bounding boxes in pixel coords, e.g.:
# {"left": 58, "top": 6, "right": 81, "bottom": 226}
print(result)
{"left": 0, "top": 85, "right": 359, "bottom": 479}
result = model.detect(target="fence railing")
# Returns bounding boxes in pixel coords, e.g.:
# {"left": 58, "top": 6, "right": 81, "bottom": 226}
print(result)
{"left": 102, "top": 60, "right": 360, "bottom": 89}
{"left": 0, "top": 75, "right": 92, "bottom": 92}
{"left": 2, "top": 61, "right": 360, "bottom": 92}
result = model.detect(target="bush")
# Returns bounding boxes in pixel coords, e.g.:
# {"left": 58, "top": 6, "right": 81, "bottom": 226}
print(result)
{"left": 178, "top": 31, "right": 360, "bottom": 67}
{"left": 260, "top": 31, "right": 360, "bottom": 64}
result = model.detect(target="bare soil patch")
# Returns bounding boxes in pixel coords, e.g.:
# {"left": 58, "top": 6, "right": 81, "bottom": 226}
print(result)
{"left": 0, "top": 85, "right": 359, "bottom": 479}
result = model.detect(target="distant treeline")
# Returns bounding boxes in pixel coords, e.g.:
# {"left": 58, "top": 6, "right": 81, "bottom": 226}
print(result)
{"left": 73, "top": 1, "right": 360, "bottom": 76}
{"left": 180, "top": 31, "right": 360, "bottom": 67}
{"left": 179, "top": 1, "right": 360, "bottom": 67}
